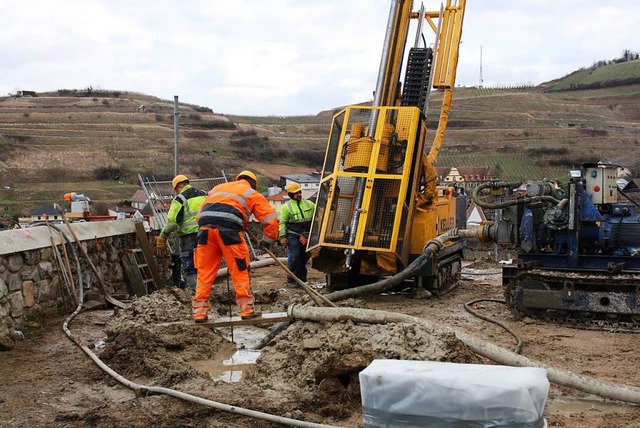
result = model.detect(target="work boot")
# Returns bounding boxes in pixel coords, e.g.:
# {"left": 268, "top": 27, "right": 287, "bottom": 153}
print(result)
{"left": 240, "top": 311, "right": 262, "bottom": 320}
{"left": 286, "top": 280, "right": 299, "bottom": 289}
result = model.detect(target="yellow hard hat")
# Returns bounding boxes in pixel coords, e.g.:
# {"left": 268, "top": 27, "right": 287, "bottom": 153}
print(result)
{"left": 236, "top": 170, "right": 258, "bottom": 186}
{"left": 286, "top": 182, "right": 302, "bottom": 193}
{"left": 172, "top": 174, "right": 189, "bottom": 191}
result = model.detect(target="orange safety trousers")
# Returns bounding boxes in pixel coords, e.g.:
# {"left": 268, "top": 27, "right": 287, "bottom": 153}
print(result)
{"left": 193, "top": 227, "right": 255, "bottom": 320}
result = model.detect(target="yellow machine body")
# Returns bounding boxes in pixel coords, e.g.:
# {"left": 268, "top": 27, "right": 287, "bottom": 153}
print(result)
{"left": 310, "top": 0, "right": 467, "bottom": 282}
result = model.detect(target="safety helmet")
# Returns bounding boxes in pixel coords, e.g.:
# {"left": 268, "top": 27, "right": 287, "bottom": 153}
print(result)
{"left": 286, "top": 182, "right": 302, "bottom": 194}
{"left": 172, "top": 174, "right": 189, "bottom": 191}
{"left": 236, "top": 170, "right": 258, "bottom": 186}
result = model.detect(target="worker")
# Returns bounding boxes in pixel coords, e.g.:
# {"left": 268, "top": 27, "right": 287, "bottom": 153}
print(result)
{"left": 279, "top": 182, "right": 315, "bottom": 287}
{"left": 155, "top": 175, "right": 207, "bottom": 289}
{"left": 192, "top": 171, "right": 278, "bottom": 322}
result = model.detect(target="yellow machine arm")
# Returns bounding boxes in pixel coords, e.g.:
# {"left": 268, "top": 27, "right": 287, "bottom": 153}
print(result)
{"left": 309, "top": 0, "right": 467, "bottom": 290}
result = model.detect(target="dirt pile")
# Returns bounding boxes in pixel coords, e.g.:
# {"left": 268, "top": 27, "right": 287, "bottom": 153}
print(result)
{"left": 249, "top": 319, "right": 480, "bottom": 418}
{"left": 93, "top": 287, "right": 481, "bottom": 424}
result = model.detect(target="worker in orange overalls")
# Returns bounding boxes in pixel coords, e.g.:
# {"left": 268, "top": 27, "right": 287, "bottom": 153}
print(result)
{"left": 192, "top": 171, "right": 278, "bottom": 322}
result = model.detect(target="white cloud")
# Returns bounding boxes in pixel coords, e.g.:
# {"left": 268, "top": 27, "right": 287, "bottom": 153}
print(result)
{"left": 1, "top": 0, "right": 639, "bottom": 114}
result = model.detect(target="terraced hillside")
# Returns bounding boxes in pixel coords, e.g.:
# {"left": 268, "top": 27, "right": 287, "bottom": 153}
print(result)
{"left": 1, "top": 83, "right": 640, "bottom": 218}
{"left": 435, "top": 85, "right": 640, "bottom": 182}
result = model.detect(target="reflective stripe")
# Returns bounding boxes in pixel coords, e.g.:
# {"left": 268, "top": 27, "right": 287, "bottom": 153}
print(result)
{"left": 193, "top": 301, "right": 209, "bottom": 307}
{"left": 261, "top": 212, "right": 278, "bottom": 225}
{"left": 198, "top": 211, "right": 243, "bottom": 226}
{"left": 288, "top": 218, "right": 310, "bottom": 224}
{"left": 212, "top": 191, "right": 251, "bottom": 219}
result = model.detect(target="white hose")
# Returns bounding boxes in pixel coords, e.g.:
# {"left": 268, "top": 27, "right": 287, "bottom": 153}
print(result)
{"left": 216, "top": 257, "right": 285, "bottom": 278}
{"left": 288, "top": 304, "right": 640, "bottom": 405}
{"left": 60, "top": 255, "right": 340, "bottom": 427}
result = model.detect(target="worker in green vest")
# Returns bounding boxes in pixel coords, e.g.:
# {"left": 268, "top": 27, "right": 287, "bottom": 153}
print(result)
{"left": 155, "top": 175, "right": 207, "bottom": 288}
{"left": 278, "top": 182, "right": 315, "bottom": 287}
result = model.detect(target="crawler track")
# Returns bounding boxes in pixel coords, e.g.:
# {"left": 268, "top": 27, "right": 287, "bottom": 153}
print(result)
{"left": 504, "top": 269, "right": 640, "bottom": 333}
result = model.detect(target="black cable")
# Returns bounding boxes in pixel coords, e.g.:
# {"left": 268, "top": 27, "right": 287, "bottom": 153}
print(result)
{"left": 464, "top": 298, "right": 523, "bottom": 354}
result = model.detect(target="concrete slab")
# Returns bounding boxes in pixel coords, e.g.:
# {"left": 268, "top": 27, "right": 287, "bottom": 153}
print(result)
{"left": 0, "top": 219, "right": 137, "bottom": 256}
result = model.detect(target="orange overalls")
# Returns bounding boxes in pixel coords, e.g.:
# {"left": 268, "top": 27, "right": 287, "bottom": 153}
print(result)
{"left": 193, "top": 179, "right": 278, "bottom": 321}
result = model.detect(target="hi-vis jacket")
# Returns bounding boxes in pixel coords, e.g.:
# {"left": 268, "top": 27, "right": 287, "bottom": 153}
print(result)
{"left": 279, "top": 199, "right": 315, "bottom": 238}
{"left": 160, "top": 184, "right": 207, "bottom": 238}
{"left": 197, "top": 180, "right": 279, "bottom": 242}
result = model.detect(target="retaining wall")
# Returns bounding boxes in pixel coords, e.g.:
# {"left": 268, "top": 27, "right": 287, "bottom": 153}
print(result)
{"left": 0, "top": 220, "right": 138, "bottom": 349}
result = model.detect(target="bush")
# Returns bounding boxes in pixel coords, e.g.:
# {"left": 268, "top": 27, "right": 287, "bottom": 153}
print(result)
{"left": 526, "top": 147, "right": 569, "bottom": 156}
{"left": 94, "top": 164, "right": 130, "bottom": 180}
{"left": 154, "top": 114, "right": 165, "bottom": 123}
{"left": 293, "top": 149, "right": 325, "bottom": 167}
{"left": 229, "top": 135, "right": 268, "bottom": 149}
{"left": 230, "top": 129, "right": 258, "bottom": 139}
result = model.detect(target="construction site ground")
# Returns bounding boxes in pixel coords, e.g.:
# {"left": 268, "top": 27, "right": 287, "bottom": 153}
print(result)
{"left": 1, "top": 260, "right": 639, "bottom": 427}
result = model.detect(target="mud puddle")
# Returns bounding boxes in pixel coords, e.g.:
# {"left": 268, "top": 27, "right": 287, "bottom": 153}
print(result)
{"left": 191, "top": 325, "right": 267, "bottom": 382}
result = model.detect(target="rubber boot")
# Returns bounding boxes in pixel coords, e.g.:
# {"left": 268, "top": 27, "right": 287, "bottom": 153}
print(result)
{"left": 185, "top": 274, "right": 197, "bottom": 289}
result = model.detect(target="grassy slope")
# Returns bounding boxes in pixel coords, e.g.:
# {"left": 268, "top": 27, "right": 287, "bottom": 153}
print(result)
{"left": 545, "top": 59, "right": 640, "bottom": 91}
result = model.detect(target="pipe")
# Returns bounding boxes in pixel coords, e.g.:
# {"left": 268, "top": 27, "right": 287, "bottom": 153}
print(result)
{"left": 255, "top": 230, "right": 457, "bottom": 350}
{"left": 216, "top": 257, "right": 284, "bottom": 278}
{"left": 288, "top": 305, "right": 640, "bottom": 405}
{"left": 58, "top": 253, "right": 341, "bottom": 427}
{"left": 472, "top": 181, "right": 562, "bottom": 210}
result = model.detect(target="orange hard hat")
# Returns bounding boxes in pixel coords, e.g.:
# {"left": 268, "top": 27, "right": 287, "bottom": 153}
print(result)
{"left": 172, "top": 174, "right": 189, "bottom": 191}
{"left": 286, "top": 182, "right": 302, "bottom": 193}
{"left": 236, "top": 170, "right": 258, "bottom": 186}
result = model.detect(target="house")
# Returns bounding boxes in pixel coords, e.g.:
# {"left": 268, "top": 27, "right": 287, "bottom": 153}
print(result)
{"left": 129, "top": 189, "right": 172, "bottom": 212}
{"left": 279, "top": 172, "right": 321, "bottom": 200}
{"left": 18, "top": 204, "right": 63, "bottom": 227}
{"left": 266, "top": 190, "right": 290, "bottom": 215}
{"left": 16, "top": 90, "right": 37, "bottom": 97}
{"left": 435, "top": 166, "right": 495, "bottom": 190}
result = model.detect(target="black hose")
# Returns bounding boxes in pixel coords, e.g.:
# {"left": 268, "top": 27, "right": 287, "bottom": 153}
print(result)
{"left": 472, "top": 181, "right": 562, "bottom": 209}
{"left": 463, "top": 298, "right": 523, "bottom": 354}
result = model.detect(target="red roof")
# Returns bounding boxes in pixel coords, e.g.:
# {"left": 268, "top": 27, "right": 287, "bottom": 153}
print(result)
{"left": 267, "top": 191, "right": 290, "bottom": 202}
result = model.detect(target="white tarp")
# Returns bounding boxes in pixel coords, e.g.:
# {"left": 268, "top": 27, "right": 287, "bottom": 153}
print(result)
{"left": 360, "top": 360, "right": 549, "bottom": 428}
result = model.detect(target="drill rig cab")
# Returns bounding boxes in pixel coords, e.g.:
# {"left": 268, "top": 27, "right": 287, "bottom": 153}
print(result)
{"left": 308, "top": 0, "right": 467, "bottom": 294}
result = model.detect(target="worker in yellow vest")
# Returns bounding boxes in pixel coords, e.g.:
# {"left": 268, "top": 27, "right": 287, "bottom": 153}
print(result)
{"left": 155, "top": 175, "right": 207, "bottom": 288}
{"left": 278, "top": 182, "right": 315, "bottom": 287}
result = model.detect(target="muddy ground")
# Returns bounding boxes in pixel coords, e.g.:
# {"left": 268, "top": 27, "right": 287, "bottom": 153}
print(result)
{"left": 1, "top": 260, "right": 639, "bottom": 427}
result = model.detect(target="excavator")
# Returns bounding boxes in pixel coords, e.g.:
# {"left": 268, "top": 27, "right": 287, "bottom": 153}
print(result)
{"left": 308, "top": 0, "right": 467, "bottom": 294}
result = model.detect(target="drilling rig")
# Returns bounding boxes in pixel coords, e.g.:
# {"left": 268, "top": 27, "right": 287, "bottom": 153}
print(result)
{"left": 308, "top": 0, "right": 467, "bottom": 294}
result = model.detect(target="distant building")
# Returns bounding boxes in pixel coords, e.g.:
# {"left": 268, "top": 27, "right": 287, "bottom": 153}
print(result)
{"left": 279, "top": 172, "right": 321, "bottom": 200}
{"left": 18, "top": 204, "right": 62, "bottom": 227}
{"left": 435, "top": 166, "right": 495, "bottom": 190}
{"left": 129, "top": 189, "right": 171, "bottom": 212}
{"left": 16, "top": 90, "right": 37, "bottom": 97}
{"left": 266, "top": 190, "right": 290, "bottom": 215}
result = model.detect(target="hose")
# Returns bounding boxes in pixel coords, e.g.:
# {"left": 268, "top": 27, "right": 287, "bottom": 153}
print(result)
{"left": 463, "top": 298, "right": 523, "bottom": 354}
{"left": 288, "top": 304, "right": 640, "bottom": 405}
{"left": 59, "top": 265, "right": 340, "bottom": 427}
{"left": 472, "top": 181, "right": 562, "bottom": 209}
{"left": 255, "top": 228, "right": 478, "bottom": 350}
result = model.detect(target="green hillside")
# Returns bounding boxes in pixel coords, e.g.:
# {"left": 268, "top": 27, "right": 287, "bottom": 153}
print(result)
{"left": 545, "top": 59, "right": 640, "bottom": 91}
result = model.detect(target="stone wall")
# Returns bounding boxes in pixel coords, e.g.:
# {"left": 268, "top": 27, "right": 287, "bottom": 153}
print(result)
{"left": 0, "top": 220, "right": 139, "bottom": 349}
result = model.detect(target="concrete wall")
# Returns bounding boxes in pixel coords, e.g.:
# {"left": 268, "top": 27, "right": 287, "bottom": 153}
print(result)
{"left": 0, "top": 220, "right": 138, "bottom": 349}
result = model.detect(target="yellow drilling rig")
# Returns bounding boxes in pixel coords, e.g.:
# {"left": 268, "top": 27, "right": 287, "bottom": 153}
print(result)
{"left": 308, "top": 0, "right": 467, "bottom": 294}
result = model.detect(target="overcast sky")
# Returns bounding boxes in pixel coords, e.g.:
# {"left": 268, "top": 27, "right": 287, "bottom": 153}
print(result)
{"left": 1, "top": 1, "right": 638, "bottom": 116}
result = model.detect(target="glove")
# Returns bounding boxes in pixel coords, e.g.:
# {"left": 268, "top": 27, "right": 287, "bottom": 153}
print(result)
{"left": 279, "top": 237, "right": 288, "bottom": 247}
{"left": 155, "top": 236, "right": 167, "bottom": 256}
{"left": 299, "top": 235, "right": 308, "bottom": 246}
{"left": 258, "top": 239, "right": 273, "bottom": 250}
